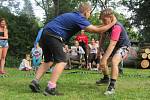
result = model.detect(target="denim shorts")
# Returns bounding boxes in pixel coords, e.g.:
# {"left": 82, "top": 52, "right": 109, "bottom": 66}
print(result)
{"left": 0, "top": 40, "right": 9, "bottom": 48}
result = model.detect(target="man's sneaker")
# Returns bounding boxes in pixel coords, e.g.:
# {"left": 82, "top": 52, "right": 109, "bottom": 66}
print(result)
{"left": 104, "top": 86, "right": 115, "bottom": 95}
{"left": 43, "top": 87, "right": 63, "bottom": 96}
{"left": 29, "top": 80, "right": 41, "bottom": 93}
{"left": 96, "top": 78, "right": 109, "bottom": 85}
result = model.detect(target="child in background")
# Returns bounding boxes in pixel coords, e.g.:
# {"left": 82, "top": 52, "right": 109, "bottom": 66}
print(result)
{"left": 31, "top": 43, "right": 43, "bottom": 70}
{"left": 19, "top": 54, "right": 32, "bottom": 71}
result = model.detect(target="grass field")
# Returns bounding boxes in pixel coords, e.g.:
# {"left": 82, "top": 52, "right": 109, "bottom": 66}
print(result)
{"left": 0, "top": 68, "right": 150, "bottom": 100}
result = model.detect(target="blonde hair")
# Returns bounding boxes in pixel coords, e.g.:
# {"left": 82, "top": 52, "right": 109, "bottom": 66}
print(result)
{"left": 79, "top": 2, "right": 92, "bottom": 13}
{"left": 100, "top": 8, "right": 113, "bottom": 19}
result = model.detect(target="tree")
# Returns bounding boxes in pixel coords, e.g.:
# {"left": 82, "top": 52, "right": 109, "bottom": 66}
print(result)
{"left": 34, "top": 0, "right": 54, "bottom": 21}
{"left": 122, "top": 0, "right": 150, "bottom": 42}
{"left": 21, "top": 0, "right": 35, "bottom": 18}
{"left": 34, "top": 0, "right": 88, "bottom": 22}
{"left": 0, "top": 0, "right": 21, "bottom": 15}
{"left": 0, "top": 7, "right": 39, "bottom": 66}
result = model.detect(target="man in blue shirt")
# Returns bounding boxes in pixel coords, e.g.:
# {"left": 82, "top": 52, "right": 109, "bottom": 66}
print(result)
{"left": 29, "top": 2, "right": 117, "bottom": 96}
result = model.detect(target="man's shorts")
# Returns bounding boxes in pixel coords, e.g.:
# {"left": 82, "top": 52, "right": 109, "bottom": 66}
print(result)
{"left": 114, "top": 46, "right": 130, "bottom": 59}
{"left": 40, "top": 31, "right": 67, "bottom": 63}
{"left": 0, "top": 40, "right": 9, "bottom": 48}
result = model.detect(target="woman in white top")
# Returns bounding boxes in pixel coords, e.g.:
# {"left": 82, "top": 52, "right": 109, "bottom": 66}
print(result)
{"left": 70, "top": 41, "right": 85, "bottom": 60}
{"left": 88, "top": 39, "right": 100, "bottom": 70}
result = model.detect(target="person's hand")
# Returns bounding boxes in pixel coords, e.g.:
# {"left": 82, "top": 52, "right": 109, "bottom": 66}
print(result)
{"left": 100, "top": 57, "right": 107, "bottom": 68}
{"left": 4, "top": 25, "right": 8, "bottom": 31}
{"left": 111, "top": 15, "right": 117, "bottom": 24}
{"left": 4, "top": 25, "right": 7, "bottom": 29}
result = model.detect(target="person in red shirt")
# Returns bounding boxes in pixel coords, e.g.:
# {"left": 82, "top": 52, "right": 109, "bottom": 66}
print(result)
{"left": 75, "top": 30, "right": 88, "bottom": 68}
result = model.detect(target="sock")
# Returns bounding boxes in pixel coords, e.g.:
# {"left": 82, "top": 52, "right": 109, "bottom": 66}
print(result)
{"left": 109, "top": 79, "right": 116, "bottom": 88}
{"left": 104, "top": 75, "right": 109, "bottom": 80}
{"left": 48, "top": 81, "right": 56, "bottom": 89}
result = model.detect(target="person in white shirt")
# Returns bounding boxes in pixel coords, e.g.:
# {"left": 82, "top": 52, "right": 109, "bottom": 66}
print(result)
{"left": 88, "top": 38, "right": 99, "bottom": 70}
{"left": 70, "top": 41, "right": 85, "bottom": 60}
{"left": 19, "top": 54, "right": 32, "bottom": 71}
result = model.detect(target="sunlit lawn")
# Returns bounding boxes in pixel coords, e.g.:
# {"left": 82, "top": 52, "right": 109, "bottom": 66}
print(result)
{"left": 0, "top": 67, "right": 150, "bottom": 100}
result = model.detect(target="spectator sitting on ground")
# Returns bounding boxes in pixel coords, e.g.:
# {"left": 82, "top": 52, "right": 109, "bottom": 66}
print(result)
{"left": 31, "top": 43, "right": 43, "bottom": 70}
{"left": 19, "top": 54, "right": 32, "bottom": 71}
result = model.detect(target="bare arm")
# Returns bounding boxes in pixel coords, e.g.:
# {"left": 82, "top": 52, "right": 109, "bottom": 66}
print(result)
{"left": 84, "top": 15, "right": 117, "bottom": 33}
{"left": 102, "top": 40, "right": 117, "bottom": 60}
{"left": 99, "top": 33, "right": 105, "bottom": 48}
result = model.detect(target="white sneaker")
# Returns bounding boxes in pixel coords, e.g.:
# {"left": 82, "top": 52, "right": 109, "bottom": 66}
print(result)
{"left": 104, "top": 87, "right": 115, "bottom": 95}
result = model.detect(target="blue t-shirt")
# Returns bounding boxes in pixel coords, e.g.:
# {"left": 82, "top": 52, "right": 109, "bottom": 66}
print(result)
{"left": 44, "top": 12, "right": 91, "bottom": 41}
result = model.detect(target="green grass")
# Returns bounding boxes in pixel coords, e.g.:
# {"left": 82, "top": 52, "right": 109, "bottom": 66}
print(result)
{"left": 0, "top": 68, "right": 150, "bottom": 100}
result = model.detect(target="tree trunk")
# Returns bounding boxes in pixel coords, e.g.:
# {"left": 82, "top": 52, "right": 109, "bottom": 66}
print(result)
{"left": 142, "top": 43, "right": 150, "bottom": 46}
{"left": 141, "top": 60, "right": 149, "bottom": 68}
{"left": 53, "top": 0, "right": 59, "bottom": 16}
{"left": 148, "top": 54, "right": 150, "bottom": 60}
{"left": 141, "top": 53, "right": 147, "bottom": 59}
{"left": 145, "top": 48, "right": 150, "bottom": 54}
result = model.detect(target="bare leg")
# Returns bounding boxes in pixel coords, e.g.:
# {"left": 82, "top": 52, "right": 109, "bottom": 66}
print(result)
{"left": 29, "top": 61, "right": 53, "bottom": 93}
{"left": 104, "top": 55, "right": 122, "bottom": 95}
{"left": 99, "top": 56, "right": 109, "bottom": 75}
{"left": 96, "top": 64, "right": 99, "bottom": 70}
{"left": 111, "top": 55, "right": 122, "bottom": 79}
{"left": 49, "top": 62, "right": 67, "bottom": 84}
{"left": 101, "top": 64, "right": 109, "bottom": 75}
{"left": 88, "top": 63, "right": 92, "bottom": 70}
{"left": 0, "top": 47, "right": 8, "bottom": 72}
{"left": 35, "top": 61, "right": 53, "bottom": 80}
{"left": 96, "top": 63, "right": 110, "bottom": 84}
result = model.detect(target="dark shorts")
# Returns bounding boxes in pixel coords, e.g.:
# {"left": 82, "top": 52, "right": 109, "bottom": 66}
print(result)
{"left": 88, "top": 53, "right": 100, "bottom": 64}
{"left": 40, "top": 31, "right": 67, "bottom": 63}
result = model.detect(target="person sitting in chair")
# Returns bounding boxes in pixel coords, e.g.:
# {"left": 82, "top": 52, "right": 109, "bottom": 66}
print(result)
{"left": 70, "top": 41, "right": 85, "bottom": 68}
